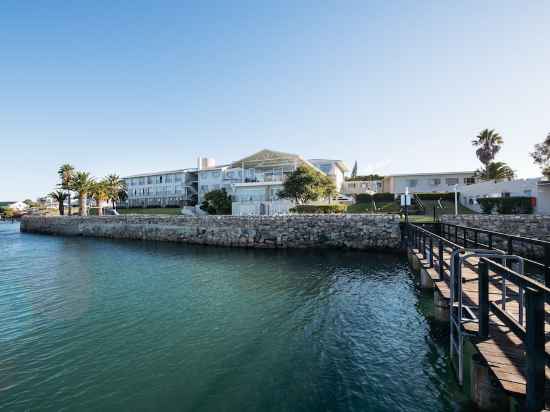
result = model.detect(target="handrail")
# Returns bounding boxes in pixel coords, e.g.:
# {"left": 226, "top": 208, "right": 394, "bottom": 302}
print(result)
{"left": 442, "top": 222, "right": 550, "bottom": 247}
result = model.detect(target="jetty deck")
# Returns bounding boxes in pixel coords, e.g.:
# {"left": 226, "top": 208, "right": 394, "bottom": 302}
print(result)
{"left": 407, "top": 222, "right": 550, "bottom": 411}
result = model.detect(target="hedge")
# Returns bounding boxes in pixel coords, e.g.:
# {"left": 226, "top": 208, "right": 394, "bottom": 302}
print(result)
{"left": 478, "top": 197, "right": 534, "bottom": 214}
{"left": 355, "top": 193, "right": 395, "bottom": 203}
{"left": 290, "top": 204, "right": 348, "bottom": 214}
{"left": 415, "top": 192, "right": 458, "bottom": 201}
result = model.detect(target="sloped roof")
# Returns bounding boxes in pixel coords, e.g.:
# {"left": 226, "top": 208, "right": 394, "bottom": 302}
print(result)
{"left": 230, "top": 149, "right": 321, "bottom": 172}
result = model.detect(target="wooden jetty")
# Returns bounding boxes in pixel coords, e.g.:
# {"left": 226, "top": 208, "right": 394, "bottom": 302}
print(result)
{"left": 407, "top": 222, "right": 550, "bottom": 412}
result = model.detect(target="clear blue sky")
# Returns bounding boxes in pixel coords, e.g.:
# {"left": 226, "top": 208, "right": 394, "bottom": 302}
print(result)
{"left": 1, "top": 0, "right": 549, "bottom": 200}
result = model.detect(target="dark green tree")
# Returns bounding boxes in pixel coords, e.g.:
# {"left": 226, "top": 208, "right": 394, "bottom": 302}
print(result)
{"left": 200, "top": 189, "right": 232, "bottom": 215}
{"left": 530, "top": 132, "right": 550, "bottom": 179}
{"left": 278, "top": 165, "right": 336, "bottom": 204}
{"left": 351, "top": 161, "right": 358, "bottom": 178}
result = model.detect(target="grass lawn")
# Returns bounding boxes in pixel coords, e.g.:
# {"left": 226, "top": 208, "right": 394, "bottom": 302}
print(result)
{"left": 117, "top": 208, "right": 181, "bottom": 215}
{"left": 347, "top": 199, "right": 476, "bottom": 223}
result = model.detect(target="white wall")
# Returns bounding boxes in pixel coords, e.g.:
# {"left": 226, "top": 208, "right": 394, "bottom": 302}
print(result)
{"left": 459, "top": 178, "right": 540, "bottom": 212}
{"left": 342, "top": 180, "right": 382, "bottom": 195}
{"left": 386, "top": 173, "right": 477, "bottom": 194}
{"left": 232, "top": 200, "right": 293, "bottom": 216}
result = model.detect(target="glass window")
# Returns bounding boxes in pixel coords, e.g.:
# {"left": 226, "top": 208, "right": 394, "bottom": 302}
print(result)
{"left": 445, "top": 178, "right": 459, "bottom": 185}
{"left": 200, "top": 185, "right": 209, "bottom": 193}
{"left": 432, "top": 178, "right": 441, "bottom": 185}
{"left": 165, "top": 175, "right": 172, "bottom": 183}
{"left": 147, "top": 176, "right": 153, "bottom": 184}
{"left": 407, "top": 179, "right": 418, "bottom": 187}
{"left": 464, "top": 177, "right": 475, "bottom": 185}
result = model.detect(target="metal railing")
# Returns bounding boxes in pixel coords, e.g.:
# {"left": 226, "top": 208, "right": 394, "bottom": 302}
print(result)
{"left": 440, "top": 222, "right": 550, "bottom": 287}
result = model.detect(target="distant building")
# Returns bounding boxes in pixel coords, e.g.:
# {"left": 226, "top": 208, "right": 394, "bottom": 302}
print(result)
{"left": 383, "top": 171, "right": 477, "bottom": 194}
{"left": 7, "top": 201, "right": 29, "bottom": 211}
{"left": 121, "top": 169, "right": 198, "bottom": 208}
{"left": 307, "top": 159, "right": 349, "bottom": 192}
{"left": 342, "top": 180, "right": 382, "bottom": 195}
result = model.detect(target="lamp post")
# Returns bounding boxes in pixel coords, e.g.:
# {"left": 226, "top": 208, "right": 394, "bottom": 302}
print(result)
{"left": 454, "top": 184, "right": 458, "bottom": 215}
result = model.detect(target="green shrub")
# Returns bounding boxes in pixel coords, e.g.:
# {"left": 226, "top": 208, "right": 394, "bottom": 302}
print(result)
{"left": 290, "top": 204, "right": 347, "bottom": 214}
{"left": 478, "top": 197, "right": 534, "bottom": 215}
{"left": 478, "top": 198, "right": 497, "bottom": 214}
{"left": 415, "top": 192, "right": 459, "bottom": 201}
{"left": 355, "top": 192, "right": 395, "bottom": 203}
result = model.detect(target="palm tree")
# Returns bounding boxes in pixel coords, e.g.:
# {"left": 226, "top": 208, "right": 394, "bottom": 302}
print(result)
{"left": 58, "top": 164, "right": 75, "bottom": 215}
{"left": 49, "top": 190, "right": 68, "bottom": 216}
{"left": 476, "top": 161, "right": 515, "bottom": 181}
{"left": 70, "top": 172, "right": 95, "bottom": 216}
{"left": 90, "top": 181, "right": 109, "bottom": 216}
{"left": 472, "top": 129, "right": 504, "bottom": 167}
{"left": 104, "top": 174, "right": 127, "bottom": 209}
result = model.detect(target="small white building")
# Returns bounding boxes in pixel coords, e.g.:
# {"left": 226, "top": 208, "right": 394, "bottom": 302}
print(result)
{"left": 342, "top": 180, "right": 383, "bottom": 195}
{"left": 7, "top": 201, "right": 29, "bottom": 211}
{"left": 383, "top": 171, "right": 477, "bottom": 194}
{"left": 459, "top": 178, "right": 542, "bottom": 213}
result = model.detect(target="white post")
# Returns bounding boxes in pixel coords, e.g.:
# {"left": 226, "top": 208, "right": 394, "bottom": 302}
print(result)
{"left": 454, "top": 184, "right": 458, "bottom": 215}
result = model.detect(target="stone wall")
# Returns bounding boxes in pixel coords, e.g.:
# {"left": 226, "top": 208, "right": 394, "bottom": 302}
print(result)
{"left": 20, "top": 214, "right": 402, "bottom": 250}
{"left": 440, "top": 214, "right": 550, "bottom": 257}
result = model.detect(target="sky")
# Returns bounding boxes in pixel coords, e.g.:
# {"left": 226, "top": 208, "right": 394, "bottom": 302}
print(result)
{"left": 1, "top": 0, "right": 549, "bottom": 200}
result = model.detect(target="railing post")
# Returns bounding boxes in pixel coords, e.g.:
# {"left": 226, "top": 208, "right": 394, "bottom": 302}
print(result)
{"left": 545, "top": 244, "right": 550, "bottom": 288}
{"left": 454, "top": 225, "right": 458, "bottom": 243}
{"left": 478, "top": 260, "right": 489, "bottom": 339}
{"left": 506, "top": 238, "right": 513, "bottom": 269}
{"left": 429, "top": 237, "right": 433, "bottom": 267}
{"left": 463, "top": 228, "right": 467, "bottom": 247}
{"left": 452, "top": 250, "right": 460, "bottom": 301}
{"left": 422, "top": 233, "right": 426, "bottom": 259}
{"left": 438, "top": 240, "right": 444, "bottom": 281}
{"left": 474, "top": 231, "right": 478, "bottom": 248}
{"left": 525, "top": 288, "right": 545, "bottom": 412}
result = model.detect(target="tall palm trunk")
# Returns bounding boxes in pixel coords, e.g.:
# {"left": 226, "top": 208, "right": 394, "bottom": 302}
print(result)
{"left": 59, "top": 202, "right": 65, "bottom": 216}
{"left": 97, "top": 202, "right": 103, "bottom": 216}
{"left": 79, "top": 194, "right": 87, "bottom": 216}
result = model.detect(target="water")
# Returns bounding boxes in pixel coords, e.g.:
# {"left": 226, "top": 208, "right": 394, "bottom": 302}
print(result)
{"left": 0, "top": 222, "right": 469, "bottom": 411}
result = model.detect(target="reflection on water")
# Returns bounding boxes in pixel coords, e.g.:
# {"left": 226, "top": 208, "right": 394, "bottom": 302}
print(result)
{"left": 1, "top": 222, "right": 469, "bottom": 411}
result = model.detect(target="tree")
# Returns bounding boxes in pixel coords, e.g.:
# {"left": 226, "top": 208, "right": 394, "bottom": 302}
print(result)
{"left": 49, "top": 190, "right": 68, "bottom": 216}
{"left": 90, "top": 181, "right": 109, "bottom": 216}
{"left": 70, "top": 171, "right": 95, "bottom": 216}
{"left": 351, "top": 161, "right": 358, "bottom": 178}
{"left": 476, "top": 161, "right": 515, "bottom": 181}
{"left": 278, "top": 165, "right": 337, "bottom": 204}
{"left": 58, "top": 164, "right": 75, "bottom": 215}
{"left": 472, "top": 129, "right": 503, "bottom": 167}
{"left": 200, "top": 189, "right": 232, "bottom": 215}
{"left": 104, "top": 174, "right": 127, "bottom": 209}
{"left": 530, "top": 132, "right": 550, "bottom": 179}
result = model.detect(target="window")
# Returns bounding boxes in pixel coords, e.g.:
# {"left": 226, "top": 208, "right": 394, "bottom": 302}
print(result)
{"left": 464, "top": 177, "right": 475, "bottom": 185}
{"left": 407, "top": 179, "right": 418, "bottom": 187}
{"left": 319, "top": 164, "right": 332, "bottom": 174}
{"left": 147, "top": 176, "right": 153, "bottom": 184}
{"left": 200, "top": 185, "right": 209, "bottom": 193}
{"left": 175, "top": 175, "right": 182, "bottom": 182}
{"left": 445, "top": 178, "right": 459, "bottom": 185}
{"left": 165, "top": 175, "right": 172, "bottom": 183}
{"left": 431, "top": 178, "right": 441, "bottom": 186}
{"left": 159, "top": 176, "right": 163, "bottom": 183}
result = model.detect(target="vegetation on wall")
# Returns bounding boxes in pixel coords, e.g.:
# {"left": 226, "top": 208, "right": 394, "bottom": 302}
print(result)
{"left": 478, "top": 197, "right": 534, "bottom": 215}
{"left": 346, "top": 174, "right": 384, "bottom": 182}
{"left": 355, "top": 192, "right": 394, "bottom": 203}
{"left": 278, "top": 165, "right": 336, "bottom": 204}
{"left": 200, "top": 189, "right": 232, "bottom": 215}
{"left": 290, "top": 204, "right": 347, "bottom": 214}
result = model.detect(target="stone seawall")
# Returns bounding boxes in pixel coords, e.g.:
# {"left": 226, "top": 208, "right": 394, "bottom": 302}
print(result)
{"left": 440, "top": 214, "right": 550, "bottom": 257}
{"left": 20, "top": 214, "right": 402, "bottom": 250}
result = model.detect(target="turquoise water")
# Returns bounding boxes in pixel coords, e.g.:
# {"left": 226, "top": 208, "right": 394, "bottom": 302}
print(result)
{"left": 0, "top": 222, "right": 469, "bottom": 411}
